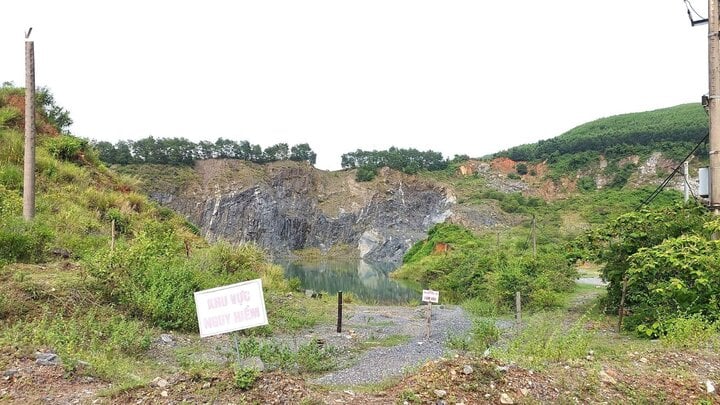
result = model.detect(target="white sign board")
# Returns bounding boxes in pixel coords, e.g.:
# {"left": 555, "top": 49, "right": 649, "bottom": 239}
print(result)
{"left": 422, "top": 289, "right": 439, "bottom": 303}
{"left": 194, "top": 279, "right": 268, "bottom": 338}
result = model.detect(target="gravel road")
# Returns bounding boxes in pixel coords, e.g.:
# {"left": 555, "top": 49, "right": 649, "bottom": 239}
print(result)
{"left": 310, "top": 304, "right": 472, "bottom": 386}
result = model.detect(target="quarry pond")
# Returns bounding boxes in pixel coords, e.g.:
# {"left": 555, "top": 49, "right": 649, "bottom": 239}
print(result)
{"left": 280, "top": 260, "right": 421, "bottom": 304}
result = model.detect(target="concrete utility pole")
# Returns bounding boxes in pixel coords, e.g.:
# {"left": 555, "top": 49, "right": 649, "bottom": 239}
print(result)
{"left": 23, "top": 28, "right": 36, "bottom": 221}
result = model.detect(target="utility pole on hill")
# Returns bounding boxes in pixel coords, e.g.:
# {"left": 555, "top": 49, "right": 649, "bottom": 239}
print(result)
{"left": 23, "top": 28, "right": 36, "bottom": 221}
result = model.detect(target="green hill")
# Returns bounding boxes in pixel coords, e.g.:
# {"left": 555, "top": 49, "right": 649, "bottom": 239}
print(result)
{"left": 496, "top": 103, "right": 708, "bottom": 163}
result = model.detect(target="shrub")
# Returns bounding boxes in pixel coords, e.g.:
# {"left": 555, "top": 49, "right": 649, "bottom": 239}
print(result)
{"left": 355, "top": 165, "right": 377, "bottom": 182}
{"left": 515, "top": 163, "right": 528, "bottom": 175}
{"left": 45, "top": 135, "right": 88, "bottom": 162}
{"left": 106, "top": 208, "right": 131, "bottom": 235}
{"left": 660, "top": 315, "right": 718, "bottom": 348}
{"left": 86, "top": 227, "right": 285, "bottom": 330}
{"left": 577, "top": 176, "right": 596, "bottom": 192}
{"left": 234, "top": 366, "right": 259, "bottom": 390}
{"left": 0, "top": 106, "right": 21, "bottom": 130}
{"left": 471, "top": 319, "right": 500, "bottom": 350}
{"left": 0, "top": 164, "right": 22, "bottom": 189}
{"left": 0, "top": 216, "right": 53, "bottom": 263}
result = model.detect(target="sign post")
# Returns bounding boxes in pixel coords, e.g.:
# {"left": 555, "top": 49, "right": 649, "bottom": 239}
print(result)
{"left": 422, "top": 289, "right": 439, "bottom": 340}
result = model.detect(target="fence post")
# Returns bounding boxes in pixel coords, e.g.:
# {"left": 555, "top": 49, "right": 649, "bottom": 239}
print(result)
{"left": 337, "top": 291, "right": 343, "bottom": 333}
{"left": 617, "top": 277, "right": 628, "bottom": 333}
{"left": 515, "top": 291, "right": 522, "bottom": 323}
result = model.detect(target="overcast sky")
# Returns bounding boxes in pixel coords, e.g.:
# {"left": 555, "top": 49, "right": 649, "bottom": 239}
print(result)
{"left": 0, "top": 1, "right": 710, "bottom": 170}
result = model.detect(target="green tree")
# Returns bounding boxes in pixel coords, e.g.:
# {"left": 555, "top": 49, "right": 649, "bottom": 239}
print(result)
{"left": 290, "top": 143, "right": 317, "bottom": 164}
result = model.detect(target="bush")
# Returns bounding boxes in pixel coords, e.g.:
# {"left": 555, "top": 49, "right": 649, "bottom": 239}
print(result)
{"left": 0, "top": 164, "right": 22, "bottom": 189}
{"left": 45, "top": 135, "right": 88, "bottom": 162}
{"left": 234, "top": 366, "right": 259, "bottom": 390}
{"left": 0, "top": 216, "right": 53, "bottom": 263}
{"left": 515, "top": 163, "right": 528, "bottom": 175}
{"left": 660, "top": 315, "right": 718, "bottom": 348}
{"left": 355, "top": 165, "right": 377, "bottom": 182}
{"left": 577, "top": 176, "right": 596, "bottom": 192}
{"left": 86, "top": 227, "right": 286, "bottom": 330}
{"left": 471, "top": 319, "right": 500, "bottom": 350}
{"left": 0, "top": 106, "right": 21, "bottom": 129}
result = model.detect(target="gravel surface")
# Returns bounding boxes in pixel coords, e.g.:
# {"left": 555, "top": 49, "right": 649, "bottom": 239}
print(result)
{"left": 311, "top": 304, "right": 472, "bottom": 386}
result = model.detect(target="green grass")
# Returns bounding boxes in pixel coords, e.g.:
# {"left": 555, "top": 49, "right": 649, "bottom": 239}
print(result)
{"left": 361, "top": 334, "right": 411, "bottom": 348}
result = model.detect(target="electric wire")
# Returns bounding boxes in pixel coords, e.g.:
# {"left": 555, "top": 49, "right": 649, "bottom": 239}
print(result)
{"left": 636, "top": 131, "right": 709, "bottom": 210}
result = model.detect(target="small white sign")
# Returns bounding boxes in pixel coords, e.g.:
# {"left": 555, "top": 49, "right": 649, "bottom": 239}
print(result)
{"left": 422, "top": 289, "right": 439, "bottom": 303}
{"left": 194, "top": 279, "right": 268, "bottom": 338}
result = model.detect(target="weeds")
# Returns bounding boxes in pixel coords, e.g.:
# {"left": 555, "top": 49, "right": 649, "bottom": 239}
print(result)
{"left": 500, "top": 311, "right": 592, "bottom": 368}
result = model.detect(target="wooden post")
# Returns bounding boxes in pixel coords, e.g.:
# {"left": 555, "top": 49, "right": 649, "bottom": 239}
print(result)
{"left": 515, "top": 291, "right": 522, "bottom": 323}
{"left": 336, "top": 291, "right": 343, "bottom": 333}
{"left": 23, "top": 28, "right": 36, "bottom": 221}
{"left": 426, "top": 301, "right": 432, "bottom": 339}
{"left": 531, "top": 215, "right": 537, "bottom": 259}
{"left": 617, "top": 276, "right": 628, "bottom": 333}
{"left": 184, "top": 239, "right": 191, "bottom": 257}
{"left": 111, "top": 219, "right": 116, "bottom": 251}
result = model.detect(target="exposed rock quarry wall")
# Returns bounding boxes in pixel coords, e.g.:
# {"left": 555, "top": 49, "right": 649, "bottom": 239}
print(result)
{"left": 151, "top": 161, "right": 455, "bottom": 265}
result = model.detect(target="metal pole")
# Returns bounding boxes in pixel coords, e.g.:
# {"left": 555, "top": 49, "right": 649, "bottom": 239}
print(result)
{"left": 426, "top": 302, "right": 432, "bottom": 340}
{"left": 684, "top": 161, "right": 690, "bottom": 203}
{"left": 233, "top": 333, "right": 242, "bottom": 366}
{"left": 515, "top": 291, "right": 521, "bottom": 323}
{"left": 336, "top": 291, "right": 343, "bottom": 333}
{"left": 23, "top": 29, "right": 36, "bottom": 221}
{"left": 709, "top": 0, "right": 720, "bottom": 212}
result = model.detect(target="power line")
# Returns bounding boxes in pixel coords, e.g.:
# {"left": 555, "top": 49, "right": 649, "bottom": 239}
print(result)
{"left": 636, "top": 132, "right": 709, "bottom": 209}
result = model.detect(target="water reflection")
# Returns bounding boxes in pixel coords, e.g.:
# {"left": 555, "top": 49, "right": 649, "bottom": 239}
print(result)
{"left": 281, "top": 260, "right": 420, "bottom": 304}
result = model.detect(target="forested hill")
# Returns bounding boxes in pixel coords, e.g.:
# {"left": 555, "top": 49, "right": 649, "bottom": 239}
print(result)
{"left": 496, "top": 103, "right": 708, "bottom": 162}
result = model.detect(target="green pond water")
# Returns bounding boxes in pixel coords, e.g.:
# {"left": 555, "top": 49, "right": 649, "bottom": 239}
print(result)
{"left": 281, "top": 260, "right": 421, "bottom": 304}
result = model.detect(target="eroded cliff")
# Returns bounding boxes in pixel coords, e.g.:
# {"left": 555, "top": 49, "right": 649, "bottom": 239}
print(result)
{"left": 148, "top": 160, "right": 456, "bottom": 264}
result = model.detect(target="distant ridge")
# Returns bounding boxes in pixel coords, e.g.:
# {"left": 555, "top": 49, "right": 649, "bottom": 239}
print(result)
{"left": 496, "top": 103, "right": 708, "bottom": 162}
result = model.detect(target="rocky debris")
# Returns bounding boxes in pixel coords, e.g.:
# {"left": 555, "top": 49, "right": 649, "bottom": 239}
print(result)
{"left": 500, "top": 392, "right": 514, "bottom": 404}
{"left": 50, "top": 248, "right": 72, "bottom": 259}
{"left": 34, "top": 352, "right": 59, "bottom": 366}
{"left": 160, "top": 334, "right": 174, "bottom": 344}
{"left": 304, "top": 289, "right": 322, "bottom": 299}
{"left": 2, "top": 369, "right": 18, "bottom": 379}
{"left": 240, "top": 356, "right": 265, "bottom": 372}
{"left": 706, "top": 380, "right": 716, "bottom": 394}
{"left": 150, "top": 377, "right": 169, "bottom": 388}
{"left": 462, "top": 365, "right": 474, "bottom": 375}
{"left": 599, "top": 370, "right": 617, "bottom": 385}
{"left": 433, "top": 389, "right": 447, "bottom": 398}
{"left": 496, "top": 365, "right": 509, "bottom": 373}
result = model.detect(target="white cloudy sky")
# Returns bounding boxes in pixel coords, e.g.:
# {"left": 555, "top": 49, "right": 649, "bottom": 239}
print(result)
{"left": 0, "top": 1, "right": 710, "bottom": 170}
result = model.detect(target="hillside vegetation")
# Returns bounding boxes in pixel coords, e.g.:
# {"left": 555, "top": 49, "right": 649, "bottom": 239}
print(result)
{"left": 497, "top": 103, "right": 707, "bottom": 163}
{"left": 0, "top": 85, "right": 333, "bottom": 392}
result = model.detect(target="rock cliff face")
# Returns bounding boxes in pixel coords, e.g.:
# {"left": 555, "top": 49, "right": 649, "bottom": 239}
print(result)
{"left": 150, "top": 160, "right": 455, "bottom": 264}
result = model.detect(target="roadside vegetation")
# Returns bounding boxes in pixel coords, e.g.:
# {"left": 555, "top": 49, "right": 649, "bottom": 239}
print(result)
{"left": 0, "top": 85, "right": 336, "bottom": 396}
